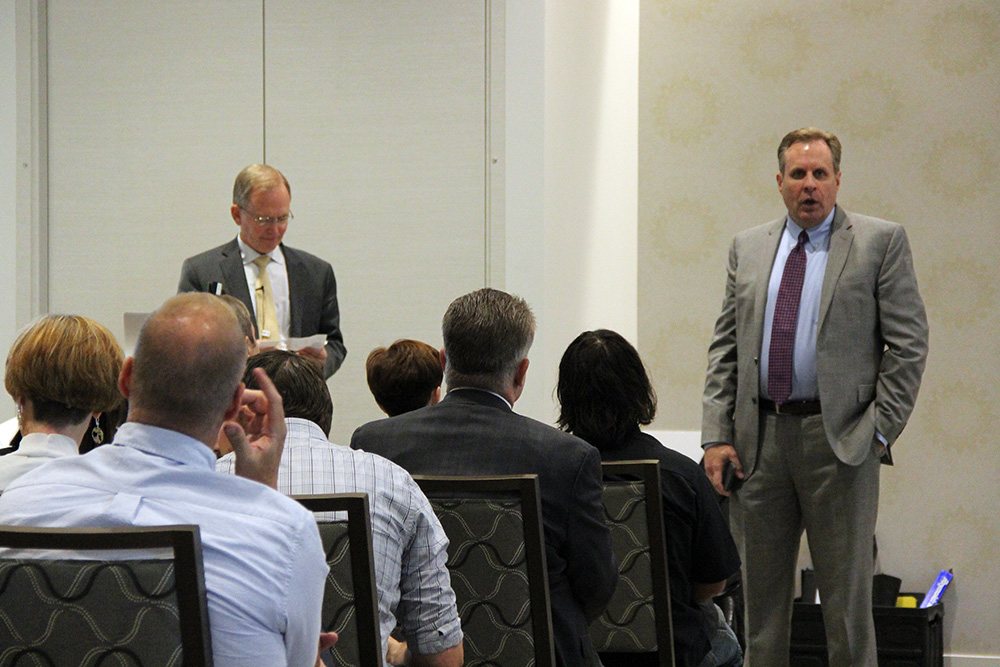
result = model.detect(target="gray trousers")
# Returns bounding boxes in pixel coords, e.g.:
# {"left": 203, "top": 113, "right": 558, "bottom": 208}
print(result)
{"left": 730, "top": 411, "right": 880, "bottom": 667}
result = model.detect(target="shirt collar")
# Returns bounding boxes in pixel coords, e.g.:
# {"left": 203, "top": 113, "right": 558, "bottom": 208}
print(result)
{"left": 17, "top": 432, "right": 80, "bottom": 457}
{"left": 284, "top": 417, "right": 330, "bottom": 445}
{"left": 446, "top": 387, "right": 513, "bottom": 410}
{"left": 237, "top": 235, "right": 285, "bottom": 266}
{"left": 785, "top": 205, "right": 835, "bottom": 249}
{"left": 112, "top": 422, "right": 218, "bottom": 470}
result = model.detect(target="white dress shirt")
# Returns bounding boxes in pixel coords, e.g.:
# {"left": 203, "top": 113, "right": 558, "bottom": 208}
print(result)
{"left": 238, "top": 235, "right": 291, "bottom": 339}
{"left": 0, "top": 432, "right": 78, "bottom": 491}
{"left": 218, "top": 418, "right": 463, "bottom": 660}
{"left": 0, "top": 422, "right": 328, "bottom": 667}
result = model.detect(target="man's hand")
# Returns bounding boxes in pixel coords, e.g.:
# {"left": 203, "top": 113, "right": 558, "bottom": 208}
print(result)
{"left": 386, "top": 637, "right": 410, "bottom": 665}
{"left": 703, "top": 444, "right": 742, "bottom": 496}
{"left": 224, "top": 367, "right": 286, "bottom": 489}
{"left": 297, "top": 345, "right": 328, "bottom": 366}
{"left": 315, "top": 632, "right": 338, "bottom": 667}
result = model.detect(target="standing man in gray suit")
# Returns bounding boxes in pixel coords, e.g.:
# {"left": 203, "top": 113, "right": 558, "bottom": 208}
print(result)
{"left": 352, "top": 288, "right": 618, "bottom": 667}
{"left": 178, "top": 164, "right": 346, "bottom": 378}
{"left": 701, "top": 128, "right": 928, "bottom": 666}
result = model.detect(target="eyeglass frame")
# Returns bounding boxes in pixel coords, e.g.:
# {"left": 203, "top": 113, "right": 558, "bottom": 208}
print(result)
{"left": 239, "top": 207, "right": 294, "bottom": 226}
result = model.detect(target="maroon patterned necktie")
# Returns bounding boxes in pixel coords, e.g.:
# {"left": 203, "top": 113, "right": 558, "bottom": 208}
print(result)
{"left": 767, "top": 230, "right": 809, "bottom": 405}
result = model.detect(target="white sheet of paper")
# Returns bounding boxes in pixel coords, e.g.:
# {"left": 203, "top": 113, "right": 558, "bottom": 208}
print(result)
{"left": 257, "top": 334, "right": 327, "bottom": 352}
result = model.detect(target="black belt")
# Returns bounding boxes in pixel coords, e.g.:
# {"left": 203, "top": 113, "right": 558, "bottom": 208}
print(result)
{"left": 760, "top": 398, "right": 822, "bottom": 415}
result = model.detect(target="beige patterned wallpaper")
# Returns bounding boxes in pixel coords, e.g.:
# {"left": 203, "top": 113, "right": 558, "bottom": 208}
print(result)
{"left": 638, "top": 0, "right": 1000, "bottom": 656}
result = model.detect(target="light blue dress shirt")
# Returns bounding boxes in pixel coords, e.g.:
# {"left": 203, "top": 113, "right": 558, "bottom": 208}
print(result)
{"left": 0, "top": 422, "right": 328, "bottom": 667}
{"left": 759, "top": 210, "right": 834, "bottom": 401}
{"left": 218, "top": 417, "right": 463, "bottom": 660}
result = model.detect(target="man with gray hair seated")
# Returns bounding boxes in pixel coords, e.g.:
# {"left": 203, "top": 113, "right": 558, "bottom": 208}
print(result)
{"left": 352, "top": 288, "right": 618, "bottom": 667}
{"left": 0, "top": 293, "right": 331, "bottom": 666}
{"left": 217, "top": 349, "right": 464, "bottom": 667}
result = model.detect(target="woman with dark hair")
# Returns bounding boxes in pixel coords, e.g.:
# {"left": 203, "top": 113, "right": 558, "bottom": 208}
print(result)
{"left": 557, "top": 329, "right": 743, "bottom": 667}
{"left": 1, "top": 315, "right": 125, "bottom": 489}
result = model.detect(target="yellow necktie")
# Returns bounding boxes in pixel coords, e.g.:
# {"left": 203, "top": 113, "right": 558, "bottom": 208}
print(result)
{"left": 253, "top": 255, "right": 280, "bottom": 341}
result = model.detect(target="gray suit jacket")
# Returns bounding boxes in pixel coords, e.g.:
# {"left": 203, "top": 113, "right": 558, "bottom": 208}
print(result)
{"left": 178, "top": 239, "right": 346, "bottom": 377}
{"left": 351, "top": 388, "right": 618, "bottom": 667}
{"left": 702, "top": 206, "right": 928, "bottom": 472}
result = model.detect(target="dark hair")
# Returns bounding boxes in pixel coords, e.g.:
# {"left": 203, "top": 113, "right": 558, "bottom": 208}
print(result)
{"left": 366, "top": 339, "right": 442, "bottom": 417}
{"left": 442, "top": 288, "right": 535, "bottom": 394}
{"left": 556, "top": 329, "right": 657, "bottom": 449}
{"left": 244, "top": 350, "right": 333, "bottom": 436}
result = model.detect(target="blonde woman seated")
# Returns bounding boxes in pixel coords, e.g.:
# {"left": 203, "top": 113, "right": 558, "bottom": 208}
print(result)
{"left": 1, "top": 315, "right": 124, "bottom": 490}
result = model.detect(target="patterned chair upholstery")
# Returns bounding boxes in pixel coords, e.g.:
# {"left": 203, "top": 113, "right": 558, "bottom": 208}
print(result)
{"left": 590, "top": 460, "right": 674, "bottom": 667}
{"left": 413, "top": 475, "right": 555, "bottom": 667}
{"left": 0, "top": 524, "right": 212, "bottom": 667}
{"left": 293, "top": 493, "right": 382, "bottom": 667}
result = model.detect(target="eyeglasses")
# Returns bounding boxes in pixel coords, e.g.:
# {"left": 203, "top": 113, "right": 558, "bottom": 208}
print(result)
{"left": 240, "top": 207, "right": 294, "bottom": 226}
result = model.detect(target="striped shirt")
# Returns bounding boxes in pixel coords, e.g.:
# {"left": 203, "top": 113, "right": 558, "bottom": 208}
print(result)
{"left": 217, "top": 418, "right": 461, "bottom": 659}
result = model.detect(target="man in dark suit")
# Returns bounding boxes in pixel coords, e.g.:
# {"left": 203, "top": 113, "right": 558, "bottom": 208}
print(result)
{"left": 351, "top": 288, "right": 618, "bottom": 667}
{"left": 702, "top": 128, "right": 928, "bottom": 665}
{"left": 178, "top": 164, "right": 346, "bottom": 378}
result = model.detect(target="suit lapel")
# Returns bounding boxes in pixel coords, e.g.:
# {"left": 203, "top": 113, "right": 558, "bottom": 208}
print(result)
{"left": 282, "top": 245, "right": 304, "bottom": 337}
{"left": 819, "top": 207, "right": 853, "bottom": 330}
{"left": 752, "top": 218, "right": 786, "bottom": 342}
{"left": 220, "top": 240, "right": 255, "bottom": 324}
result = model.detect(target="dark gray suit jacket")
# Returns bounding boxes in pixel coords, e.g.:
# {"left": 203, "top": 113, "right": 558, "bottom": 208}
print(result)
{"left": 351, "top": 388, "right": 618, "bottom": 667}
{"left": 178, "top": 239, "right": 346, "bottom": 377}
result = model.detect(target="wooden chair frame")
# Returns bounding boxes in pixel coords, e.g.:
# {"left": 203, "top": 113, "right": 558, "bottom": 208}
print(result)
{"left": 293, "top": 493, "right": 382, "bottom": 667}
{"left": 0, "top": 524, "right": 213, "bottom": 666}
{"left": 598, "top": 460, "right": 675, "bottom": 667}
{"left": 412, "top": 474, "right": 556, "bottom": 667}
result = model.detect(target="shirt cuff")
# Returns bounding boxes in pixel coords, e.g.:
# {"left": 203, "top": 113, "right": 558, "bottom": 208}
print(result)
{"left": 408, "top": 617, "right": 464, "bottom": 656}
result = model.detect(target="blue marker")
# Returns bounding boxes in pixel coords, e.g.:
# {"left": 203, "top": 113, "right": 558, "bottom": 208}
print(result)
{"left": 920, "top": 569, "right": 953, "bottom": 608}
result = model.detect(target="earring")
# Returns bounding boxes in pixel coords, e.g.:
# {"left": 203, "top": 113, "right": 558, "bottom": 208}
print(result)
{"left": 91, "top": 417, "right": 104, "bottom": 445}
{"left": 16, "top": 404, "right": 23, "bottom": 430}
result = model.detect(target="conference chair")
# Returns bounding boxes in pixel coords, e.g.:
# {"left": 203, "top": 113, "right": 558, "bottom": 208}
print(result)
{"left": 590, "top": 460, "right": 675, "bottom": 667}
{"left": 413, "top": 474, "right": 556, "bottom": 667}
{"left": 0, "top": 524, "right": 212, "bottom": 666}
{"left": 293, "top": 493, "right": 382, "bottom": 667}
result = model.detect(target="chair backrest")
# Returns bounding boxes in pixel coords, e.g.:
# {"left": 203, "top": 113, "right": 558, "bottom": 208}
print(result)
{"left": 412, "top": 474, "right": 555, "bottom": 667}
{"left": 293, "top": 493, "right": 382, "bottom": 667}
{"left": 0, "top": 524, "right": 212, "bottom": 666}
{"left": 590, "top": 460, "right": 674, "bottom": 667}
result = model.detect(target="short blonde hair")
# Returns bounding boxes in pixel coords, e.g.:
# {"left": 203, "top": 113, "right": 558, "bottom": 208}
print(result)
{"left": 233, "top": 164, "right": 291, "bottom": 209}
{"left": 5, "top": 315, "right": 124, "bottom": 425}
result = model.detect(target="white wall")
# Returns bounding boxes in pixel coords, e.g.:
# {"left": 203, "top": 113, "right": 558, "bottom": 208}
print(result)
{"left": 0, "top": 0, "right": 17, "bottom": 422}
{"left": 2, "top": 0, "right": 640, "bottom": 428}
{"left": 505, "top": 0, "right": 638, "bottom": 423}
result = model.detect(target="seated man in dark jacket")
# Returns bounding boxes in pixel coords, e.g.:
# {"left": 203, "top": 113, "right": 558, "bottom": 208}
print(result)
{"left": 352, "top": 288, "right": 618, "bottom": 667}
